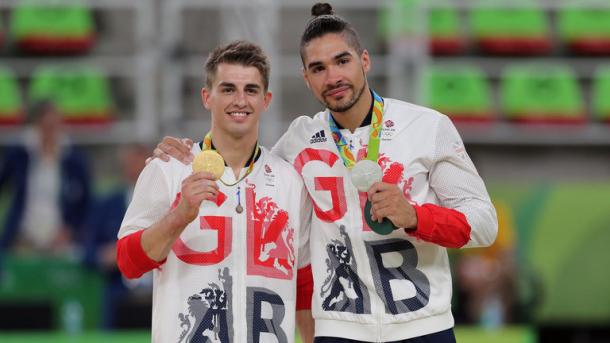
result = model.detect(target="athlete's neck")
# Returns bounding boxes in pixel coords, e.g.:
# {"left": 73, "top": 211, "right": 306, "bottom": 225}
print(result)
{"left": 38, "top": 130, "right": 60, "bottom": 159}
{"left": 210, "top": 129, "right": 258, "bottom": 178}
{"left": 330, "top": 87, "right": 373, "bottom": 133}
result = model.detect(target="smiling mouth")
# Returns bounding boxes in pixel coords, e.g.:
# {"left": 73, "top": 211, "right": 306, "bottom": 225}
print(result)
{"left": 325, "top": 85, "right": 351, "bottom": 97}
{"left": 227, "top": 111, "right": 250, "bottom": 118}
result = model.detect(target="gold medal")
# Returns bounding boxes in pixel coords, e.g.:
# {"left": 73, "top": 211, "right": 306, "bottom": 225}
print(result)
{"left": 192, "top": 150, "right": 225, "bottom": 180}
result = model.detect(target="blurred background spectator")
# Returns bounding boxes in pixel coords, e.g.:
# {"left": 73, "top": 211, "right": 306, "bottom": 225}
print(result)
{"left": 453, "top": 202, "right": 519, "bottom": 327}
{"left": 82, "top": 143, "right": 152, "bottom": 330}
{"left": 0, "top": 100, "right": 91, "bottom": 256}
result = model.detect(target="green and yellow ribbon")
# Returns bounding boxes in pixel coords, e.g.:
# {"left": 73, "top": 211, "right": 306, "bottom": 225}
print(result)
{"left": 328, "top": 90, "right": 384, "bottom": 169}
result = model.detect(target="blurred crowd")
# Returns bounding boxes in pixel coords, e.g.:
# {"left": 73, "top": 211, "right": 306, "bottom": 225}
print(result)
{"left": 0, "top": 100, "right": 153, "bottom": 330}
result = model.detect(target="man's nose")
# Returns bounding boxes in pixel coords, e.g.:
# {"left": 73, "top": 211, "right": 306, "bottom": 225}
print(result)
{"left": 233, "top": 91, "right": 247, "bottom": 106}
{"left": 325, "top": 65, "right": 342, "bottom": 86}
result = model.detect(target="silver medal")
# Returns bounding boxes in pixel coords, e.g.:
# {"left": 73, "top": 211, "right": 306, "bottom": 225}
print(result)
{"left": 350, "top": 159, "right": 382, "bottom": 192}
{"left": 235, "top": 204, "right": 243, "bottom": 214}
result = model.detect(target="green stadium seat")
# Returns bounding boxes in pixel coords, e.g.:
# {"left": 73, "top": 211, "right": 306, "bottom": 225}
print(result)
{"left": 378, "top": 0, "right": 417, "bottom": 40}
{"left": 10, "top": 2, "right": 94, "bottom": 55}
{"left": 593, "top": 67, "right": 610, "bottom": 122}
{"left": 429, "top": 7, "right": 465, "bottom": 55}
{"left": 470, "top": 5, "right": 551, "bottom": 55}
{"left": 558, "top": 6, "right": 610, "bottom": 55}
{"left": 500, "top": 65, "right": 585, "bottom": 123}
{"left": 0, "top": 68, "right": 24, "bottom": 126}
{"left": 422, "top": 65, "right": 493, "bottom": 122}
{"left": 0, "top": 255, "right": 103, "bottom": 330}
{"left": 29, "top": 66, "right": 114, "bottom": 124}
{"left": 379, "top": 0, "right": 464, "bottom": 55}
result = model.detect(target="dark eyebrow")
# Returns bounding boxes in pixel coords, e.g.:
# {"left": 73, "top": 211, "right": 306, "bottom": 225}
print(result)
{"left": 306, "top": 61, "right": 323, "bottom": 71}
{"left": 218, "top": 82, "right": 236, "bottom": 88}
{"left": 306, "top": 50, "right": 352, "bottom": 70}
{"left": 334, "top": 51, "right": 352, "bottom": 61}
{"left": 245, "top": 83, "right": 261, "bottom": 90}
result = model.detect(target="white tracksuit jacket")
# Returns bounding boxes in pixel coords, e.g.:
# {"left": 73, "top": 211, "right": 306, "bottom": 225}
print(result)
{"left": 118, "top": 146, "right": 311, "bottom": 343}
{"left": 272, "top": 96, "right": 498, "bottom": 342}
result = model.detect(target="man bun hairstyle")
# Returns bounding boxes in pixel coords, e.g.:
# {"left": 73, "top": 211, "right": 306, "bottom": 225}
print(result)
{"left": 311, "top": 2, "right": 334, "bottom": 16}
{"left": 300, "top": 2, "right": 363, "bottom": 63}
{"left": 205, "top": 40, "right": 270, "bottom": 91}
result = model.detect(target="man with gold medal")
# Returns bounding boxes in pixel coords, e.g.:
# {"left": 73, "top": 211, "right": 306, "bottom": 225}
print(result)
{"left": 115, "top": 41, "right": 314, "bottom": 342}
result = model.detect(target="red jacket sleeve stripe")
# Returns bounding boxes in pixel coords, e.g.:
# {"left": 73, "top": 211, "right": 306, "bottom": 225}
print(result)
{"left": 116, "top": 229, "right": 166, "bottom": 279}
{"left": 410, "top": 204, "right": 471, "bottom": 248}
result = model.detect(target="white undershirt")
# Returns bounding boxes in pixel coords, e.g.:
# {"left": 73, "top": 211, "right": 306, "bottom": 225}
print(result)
{"left": 22, "top": 152, "right": 62, "bottom": 250}
{"left": 21, "top": 130, "right": 63, "bottom": 251}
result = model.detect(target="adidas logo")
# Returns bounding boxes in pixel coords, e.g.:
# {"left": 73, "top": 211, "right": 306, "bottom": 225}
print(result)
{"left": 309, "top": 130, "right": 327, "bottom": 143}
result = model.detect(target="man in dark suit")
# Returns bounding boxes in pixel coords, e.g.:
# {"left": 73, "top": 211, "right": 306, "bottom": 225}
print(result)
{"left": 82, "top": 143, "right": 150, "bottom": 329}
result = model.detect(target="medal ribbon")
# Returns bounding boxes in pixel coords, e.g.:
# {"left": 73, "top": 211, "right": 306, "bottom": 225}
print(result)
{"left": 202, "top": 132, "right": 259, "bottom": 183}
{"left": 328, "top": 90, "right": 384, "bottom": 169}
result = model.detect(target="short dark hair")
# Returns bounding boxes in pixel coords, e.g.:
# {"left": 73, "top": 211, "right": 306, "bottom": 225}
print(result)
{"left": 27, "top": 99, "right": 57, "bottom": 124}
{"left": 300, "top": 3, "right": 363, "bottom": 64}
{"left": 205, "top": 40, "right": 270, "bottom": 91}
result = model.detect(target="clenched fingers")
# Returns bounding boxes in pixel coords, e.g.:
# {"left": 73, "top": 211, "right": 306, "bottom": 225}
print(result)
{"left": 367, "top": 182, "right": 393, "bottom": 200}
{"left": 370, "top": 201, "right": 392, "bottom": 223}
{"left": 182, "top": 172, "right": 219, "bottom": 203}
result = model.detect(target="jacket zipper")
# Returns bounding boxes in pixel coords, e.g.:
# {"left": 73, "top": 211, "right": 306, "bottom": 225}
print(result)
{"left": 343, "top": 130, "right": 384, "bottom": 343}
{"left": 238, "top": 183, "right": 247, "bottom": 341}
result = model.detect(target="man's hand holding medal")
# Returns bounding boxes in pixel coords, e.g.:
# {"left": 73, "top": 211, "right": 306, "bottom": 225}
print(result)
{"left": 332, "top": 92, "right": 416, "bottom": 235}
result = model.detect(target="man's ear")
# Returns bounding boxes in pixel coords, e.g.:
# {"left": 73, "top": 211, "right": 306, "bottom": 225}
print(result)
{"left": 303, "top": 69, "right": 311, "bottom": 89}
{"left": 263, "top": 91, "right": 273, "bottom": 110}
{"left": 201, "top": 88, "right": 210, "bottom": 110}
{"left": 360, "top": 49, "right": 371, "bottom": 73}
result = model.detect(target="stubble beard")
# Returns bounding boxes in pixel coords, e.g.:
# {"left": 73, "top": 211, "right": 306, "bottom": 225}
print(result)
{"left": 324, "top": 81, "right": 367, "bottom": 113}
